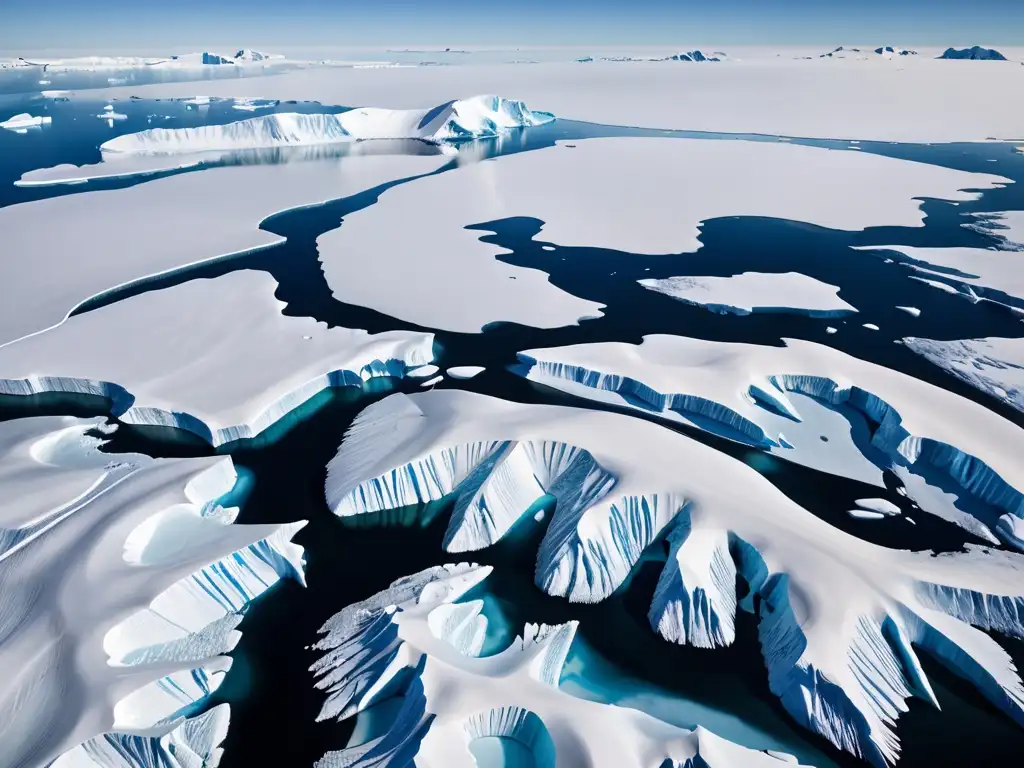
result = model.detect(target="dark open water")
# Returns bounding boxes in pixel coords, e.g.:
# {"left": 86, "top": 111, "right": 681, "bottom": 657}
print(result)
{"left": 1, "top": 94, "right": 1023, "bottom": 766}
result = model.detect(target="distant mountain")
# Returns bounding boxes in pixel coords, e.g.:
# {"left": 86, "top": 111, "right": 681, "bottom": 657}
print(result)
{"left": 233, "top": 49, "right": 276, "bottom": 62}
{"left": 670, "top": 50, "right": 722, "bottom": 62}
{"left": 938, "top": 46, "right": 1007, "bottom": 60}
{"left": 820, "top": 46, "right": 917, "bottom": 59}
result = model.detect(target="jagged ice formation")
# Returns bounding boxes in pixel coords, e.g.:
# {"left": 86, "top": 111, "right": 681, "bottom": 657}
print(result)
{"left": 326, "top": 390, "right": 1024, "bottom": 766}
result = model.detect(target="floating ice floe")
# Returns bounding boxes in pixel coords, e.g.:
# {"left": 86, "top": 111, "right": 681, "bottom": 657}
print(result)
{"left": 0, "top": 152, "right": 448, "bottom": 344}
{"left": 310, "top": 562, "right": 811, "bottom": 768}
{"left": 232, "top": 96, "right": 279, "bottom": 111}
{"left": 325, "top": 390, "right": 1024, "bottom": 766}
{"left": 0, "top": 416, "right": 306, "bottom": 767}
{"left": 100, "top": 94, "right": 553, "bottom": 155}
{"left": 97, "top": 104, "right": 128, "bottom": 121}
{"left": 903, "top": 336, "right": 1024, "bottom": 415}
{"left": 447, "top": 366, "right": 485, "bottom": 379}
{"left": 965, "top": 210, "right": 1024, "bottom": 250}
{"left": 0, "top": 271, "right": 435, "bottom": 447}
{"left": 0, "top": 112, "right": 51, "bottom": 131}
{"left": 639, "top": 272, "right": 857, "bottom": 317}
{"left": 320, "top": 136, "right": 1004, "bottom": 332}
{"left": 896, "top": 305, "right": 921, "bottom": 317}
{"left": 516, "top": 335, "right": 1024, "bottom": 548}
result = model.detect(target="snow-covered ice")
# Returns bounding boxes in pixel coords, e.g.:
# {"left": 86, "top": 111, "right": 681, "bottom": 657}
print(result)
{"left": 0, "top": 271, "right": 435, "bottom": 446}
{"left": 101, "top": 95, "right": 553, "bottom": 155}
{"left": 324, "top": 390, "right": 1024, "bottom": 766}
{"left": 896, "top": 306, "right": 921, "bottom": 317}
{"left": 0, "top": 152, "right": 448, "bottom": 345}
{"left": 855, "top": 498, "right": 902, "bottom": 516}
{"left": 311, "top": 561, "right": 812, "bottom": 768}
{"left": 84, "top": 55, "right": 1024, "bottom": 141}
{"left": 639, "top": 272, "right": 857, "bottom": 317}
{"left": 903, "top": 336, "right": 1024, "bottom": 415}
{"left": 0, "top": 416, "right": 305, "bottom": 768}
{"left": 0, "top": 112, "right": 51, "bottom": 131}
{"left": 96, "top": 105, "right": 127, "bottom": 122}
{"left": 516, "top": 335, "right": 1024, "bottom": 547}
{"left": 321, "top": 137, "right": 1003, "bottom": 332}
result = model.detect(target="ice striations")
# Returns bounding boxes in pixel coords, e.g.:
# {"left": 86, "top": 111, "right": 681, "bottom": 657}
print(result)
{"left": 903, "top": 336, "right": 1024, "bottom": 415}
{"left": 0, "top": 416, "right": 307, "bottom": 768}
{"left": 310, "top": 562, "right": 811, "bottom": 767}
{"left": 100, "top": 95, "right": 553, "bottom": 155}
{"left": 517, "top": 335, "right": 1024, "bottom": 549}
{"left": 325, "top": 390, "right": 1024, "bottom": 766}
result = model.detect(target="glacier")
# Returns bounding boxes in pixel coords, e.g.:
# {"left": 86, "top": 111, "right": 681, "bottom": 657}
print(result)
{"left": 517, "top": 335, "right": 1024, "bottom": 549}
{"left": 0, "top": 271, "right": 435, "bottom": 447}
{"left": 310, "top": 561, "right": 811, "bottom": 767}
{"left": 324, "top": 390, "right": 1024, "bottom": 765}
{"left": 0, "top": 415, "right": 307, "bottom": 768}
{"left": 99, "top": 94, "right": 554, "bottom": 155}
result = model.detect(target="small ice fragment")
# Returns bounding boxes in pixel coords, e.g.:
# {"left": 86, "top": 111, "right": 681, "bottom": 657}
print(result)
{"left": 420, "top": 375, "right": 444, "bottom": 388}
{"left": 826, "top": 326, "right": 838, "bottom": 334}
{"left": 542, "top": 245, "right": 556, "bottom": 251}
{"left": 848, "top": 509, "right": 886, "bottom": 520}
{"left": 855, "top": 498, "right": 901, "bottom": 516}
{"left": 447, "top": 366, "right": 485, "bottom": 380}
{"left": 534, "top": 509, "right": 546, "bottom": 522}
{"left": 863, "top": 323, "right": 880, "bottom": 330}
{"left": 407, "top": 364, "right": 440, "bottom": 378}
{"left": 896, "top": 306, "right": 921, "bottom": 317}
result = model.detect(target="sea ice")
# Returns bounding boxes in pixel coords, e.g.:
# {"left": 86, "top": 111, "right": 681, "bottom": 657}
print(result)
{"left": 0, "top": 416, "right": 305, "bottom": 768}
{"left": 0, "top": 271, "right": 435, "bottom": 446}
{"left": 0, "top": 152, "right": 448, "bottom": 344}
{"left": 896, "top": 306, "right": 921, "bottom": 317}
{"left": 903, "top": 336, "right": 1024, "bottom": 415}
{"left": 448, "top": 366, "right": 486, "bottom": 379}
{"left": 639, "top": 272, "right": 857, "bottom": 317}
{"left": 85, "top": 55, "right": 1024, "bottom": 141}
{"left": 855, "top": 498, "right": 902, "bottom": 516}
{"left": 517, "top": 335, "right": 1024, "bottom": 547}
{"left": 320, "top": 137, "right": 1002, "bottom": 332}
{"left": 325, "top": 390, "right": 1024, "bottom": 766}
{"left": 310, "top": 562, "right": 812, "bottom": 767}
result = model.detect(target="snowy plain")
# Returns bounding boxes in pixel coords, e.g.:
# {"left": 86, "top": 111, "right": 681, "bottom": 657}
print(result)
{"left": 81, "top": 54, "right": 1024, "bottom": 142}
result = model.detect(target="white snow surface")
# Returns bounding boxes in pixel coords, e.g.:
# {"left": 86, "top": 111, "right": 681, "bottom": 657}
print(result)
{"left": 100, "top": 95, "right": 553, "bottom": 155}
{"left": 0, "top": 152, "right": 447, "bottom": 345}
{"left": 903, "top": 336, "right": 1024, "bottom": 415}
{"left": 639, "top": 272, "right": 857, "bottom": 316}
{"left": 0, "top": 112, "right": 51, "bottom": 130}
{"left": 517, "top": 335, "right": 1024, "bottom": 547}
{"left": 0, "top": 270, "right": 434, "bottom": 447}
{"left": 967, "top": 210, "right": 1024, "bottom": 249}
{"left": 310, "top": 561, "right": 812, "bottom": 768}
{"left": 85, "top": 56, "right": 1024, "bottom": 141}
{"left": 0, "top": 417, "right": 305, "bottom": 768}
{"left": 855, "top": 498, "right": 902, "bottom": 516}
{"left": 853, "top": 244, "right": 1024, "bottom": 307}
{"left": 325, "top": 390, "right": 1024, "bottom": 766}
{"left": 320, "top": 137, "right": 1003, "bottom": 332}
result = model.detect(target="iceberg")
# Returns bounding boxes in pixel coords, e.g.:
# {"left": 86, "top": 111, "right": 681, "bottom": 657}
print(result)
{"left": 670, "top": 50, "right": 722, "bottom": 62}
{"left": 1, "top": 112, "right": 52, "bottom": 131}
{"left": 939, "top": 46, "right": 1008, "bottom": 60}
{"left": 323, "top": 390, "right": 1024, "bottom": 766}
{"left": 100, "top": 95, "right": 554, "bottom": 155}
{"left": 517, "top": 335, "right": 1024, "bottom": 548}
{"left": 639, "top": 272, "right": 857, "bottom": 317}
{"left": 311, "top": 562, "right": 812, "bottom": 768}
{"left": 0, "top": 414, "right": 307, "bottom": 768}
